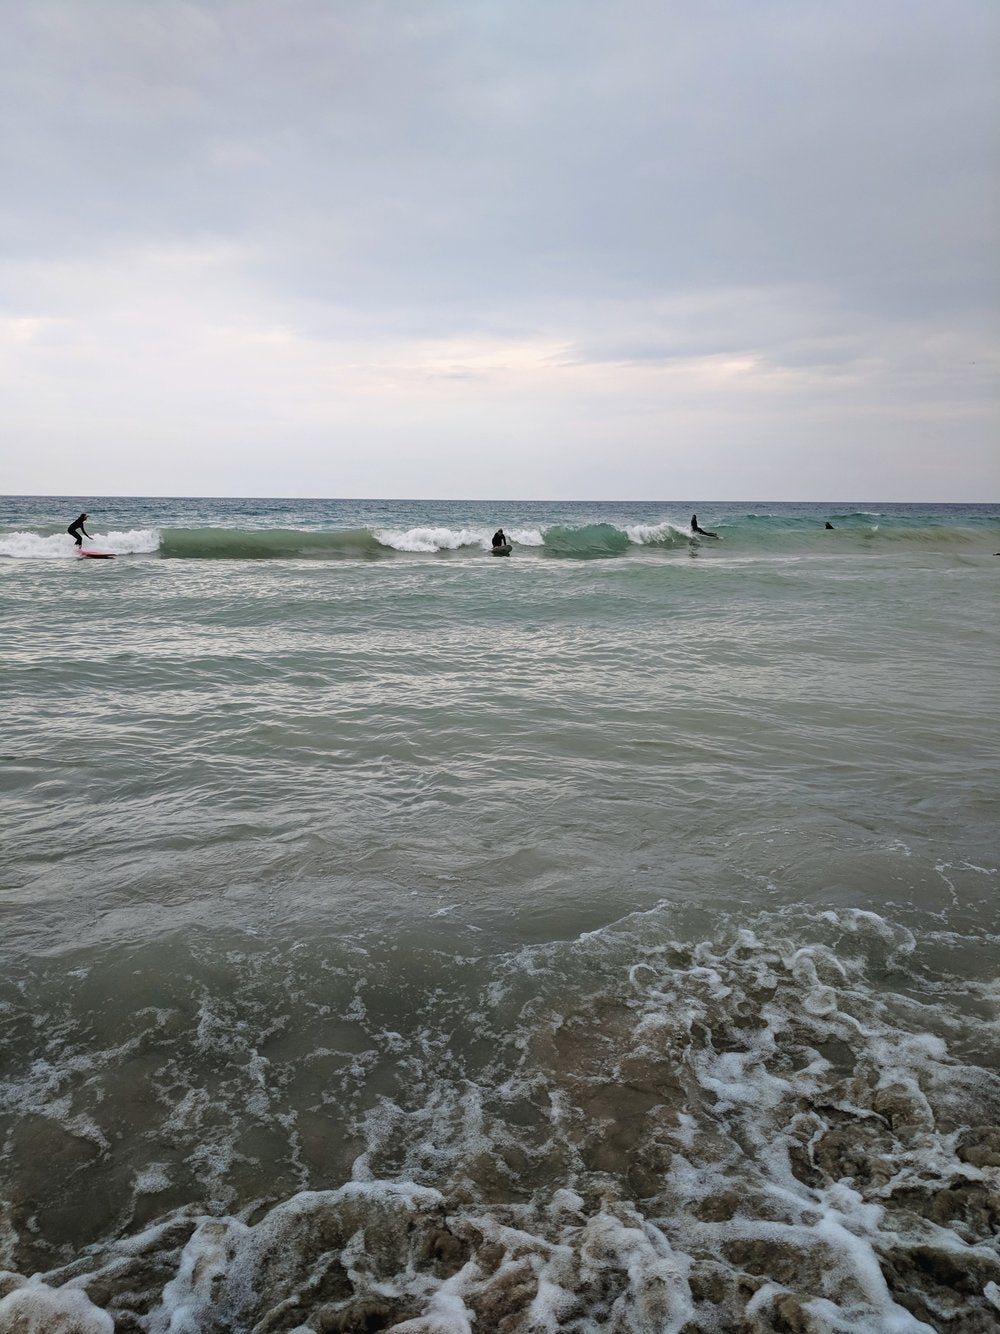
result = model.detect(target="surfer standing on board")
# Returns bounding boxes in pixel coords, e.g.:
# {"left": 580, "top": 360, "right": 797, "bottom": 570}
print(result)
{"left": 690, "top": 514, "right": 719, "bottom": 539}
{"left": 67, "top": 513, "right": 91, "bottom": 547}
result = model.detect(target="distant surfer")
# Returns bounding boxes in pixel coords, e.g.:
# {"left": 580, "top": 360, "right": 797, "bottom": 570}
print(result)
{"left": 690, "top": 514, "right": 718, "bottom": 539}
{"left": 825, "top": 521, "right": 834, "bottom": 530}
{"left": 492, "top": 528, "right": 508, "bottom": 549}
{"left": 67, "top": 512, "right": 91, "bottom": 547}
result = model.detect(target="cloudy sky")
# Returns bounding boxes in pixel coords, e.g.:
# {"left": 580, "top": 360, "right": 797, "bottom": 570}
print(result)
{"left": 2, "top": 0, "right": 997, "bottom": 499}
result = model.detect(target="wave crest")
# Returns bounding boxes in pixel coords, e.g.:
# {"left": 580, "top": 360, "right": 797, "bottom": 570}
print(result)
{"left": 374, "top": 525, "right": 544, "bottom": 553}
{"left": 0, "top": 528, "right": 159, "bottom": 559}
{"left": 3, "top": 514, "right": 993, "bottom": 562}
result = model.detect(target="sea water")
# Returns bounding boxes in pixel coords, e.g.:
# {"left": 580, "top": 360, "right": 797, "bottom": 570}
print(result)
{"left": 1, "top": 497, "right": 998, "bottom": 1332}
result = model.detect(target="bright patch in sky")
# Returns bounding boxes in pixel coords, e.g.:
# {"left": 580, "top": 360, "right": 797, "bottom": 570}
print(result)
{"left": 1, "top": 0, "right": 997, "bottom": 498}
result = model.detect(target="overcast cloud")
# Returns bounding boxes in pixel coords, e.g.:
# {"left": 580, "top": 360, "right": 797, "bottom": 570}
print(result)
{"left": 1, "top": 0, "right": 997, "bottom": 498}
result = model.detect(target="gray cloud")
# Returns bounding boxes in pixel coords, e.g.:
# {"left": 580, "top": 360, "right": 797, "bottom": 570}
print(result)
{"left": 1, "top": 0, "right": 997, "bottom": 496}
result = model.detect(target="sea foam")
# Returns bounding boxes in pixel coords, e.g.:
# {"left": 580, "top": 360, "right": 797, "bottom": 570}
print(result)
{"left": 0, "top": 528, "right": 159, "bottom": 558}
{"left": 2, "top": 905, "right": 997, "bottom": 1330}
{"left": 374, "top": 525, "right": 545, "bottom": 552}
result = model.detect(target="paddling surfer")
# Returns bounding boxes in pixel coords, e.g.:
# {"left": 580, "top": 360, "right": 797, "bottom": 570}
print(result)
{"left": 67, "top": 513, "right": 91, "bottom": 547}
{"left": 690, "top": 513, "right": 719, "bottom": 539}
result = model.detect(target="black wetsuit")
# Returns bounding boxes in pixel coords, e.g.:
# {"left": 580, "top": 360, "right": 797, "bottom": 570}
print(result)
{"left": 68, "top": 514, "right": 91, "bottom": 546}
{"left": 492, "top": 530, "right": 507, "bottom": 549}
{"left": 690, "top": 516, "right": 718, "bottom": 539}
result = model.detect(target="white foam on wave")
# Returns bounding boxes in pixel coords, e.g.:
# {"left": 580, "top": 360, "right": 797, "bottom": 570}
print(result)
{"left": 329, "top": 906, "right": 1000, "bottom": 1328}
{"left": 373, "top": 525, "right": 544, "bottom": 552}
{"left": 0, "top": 1278, "right": 114, "bottom": 1333}
{"left": 4, "top": 904, "right": 998, "bottom": 1330}
{"left": 624, "top": 519, "right": 691, "bottom": 545}
{"left": 151, "top": 1182, "right": 448, "bottom": 1334}
{"left": 134, "top": 1164, "right": 171, "bottom": 1195}
{"left": 0, "top": 528, "right": 159, "bottom": 558}
{"left": 509, "top": 526, "right": 545, "bottom": 546}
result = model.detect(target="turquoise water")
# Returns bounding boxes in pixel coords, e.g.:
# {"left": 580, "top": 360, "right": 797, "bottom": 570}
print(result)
{"left": 2, "top": 496, "right": 997, "bottom": 560}
{"left": 1, "top": 498, "right": 999, "bottom": 1331}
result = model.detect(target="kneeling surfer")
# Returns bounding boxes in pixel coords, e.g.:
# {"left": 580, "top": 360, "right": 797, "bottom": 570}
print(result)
{"left": 68, "top": 512, "right": 91, "bottom": 547}
{"left": 492, "top": 527, "right": 509, "bottom": 549}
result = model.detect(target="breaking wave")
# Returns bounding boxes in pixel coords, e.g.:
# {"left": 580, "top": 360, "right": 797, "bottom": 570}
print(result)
{"left": 154, "top": 520, "right": 705, "bottom": 560}
{"left": 1, "top": 516, "right": 995, "bottom": 561}
{"left": 374, "top": 524, "right": 545, "bottom": 553}
{"left": 1, "top": 904, "right": 998, "bottom": 1330}
{"left": 0, "top": 528, "right": 159, "bottom": 559}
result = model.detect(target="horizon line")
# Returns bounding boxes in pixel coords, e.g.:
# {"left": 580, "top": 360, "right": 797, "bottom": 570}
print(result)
{"left": 5, "top": 494, "right": 998, "bottom": 506}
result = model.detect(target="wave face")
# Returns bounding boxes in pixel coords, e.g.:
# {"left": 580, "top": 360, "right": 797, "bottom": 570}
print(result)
{"left": 152, "top": 517, "right": 998, "bottom": 559}
{"left": 158, "top": 526, "right": 388, "bottom": 560}
{"left": 542, "top": 520, "right": 633, "bottom": 557}
{"left": 161, "top": 521, "right": 694, "bottom": 559}
{"left": 1, "top": 500, "right": 997, "bottom": 560}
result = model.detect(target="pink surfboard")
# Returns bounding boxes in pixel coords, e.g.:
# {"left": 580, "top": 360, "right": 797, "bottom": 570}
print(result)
{"left": 77, "top": 549, "right": 115, "bottom": 559}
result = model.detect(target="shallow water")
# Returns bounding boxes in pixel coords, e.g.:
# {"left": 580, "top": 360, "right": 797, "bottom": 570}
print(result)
{"left": 1, "top": 498, "right": 998, "bottom": 1331}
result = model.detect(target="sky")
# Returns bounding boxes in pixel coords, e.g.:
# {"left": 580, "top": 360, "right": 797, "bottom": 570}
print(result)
{"left": 1, "top": 0, "right": 997, "bottom": 500}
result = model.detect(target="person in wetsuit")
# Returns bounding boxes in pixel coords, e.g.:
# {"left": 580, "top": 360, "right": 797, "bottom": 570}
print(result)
{"left": 690, "top": 513, "right": 718, "bottom": 539}
{"left": 67, "top": 513, "right": 91, "bottom": 547}
{"left": 492, "top": 528, "right": 508, "bottom": 549}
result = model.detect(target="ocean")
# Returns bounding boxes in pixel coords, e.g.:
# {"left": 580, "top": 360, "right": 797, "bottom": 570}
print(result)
{"left": 1, "top": 496, "right": 998, "bottom": 1332}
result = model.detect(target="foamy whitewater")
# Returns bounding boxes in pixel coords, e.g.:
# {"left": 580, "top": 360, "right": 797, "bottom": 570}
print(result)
{"left": 1, "top": 497, "right": 998, "bottom": 1332}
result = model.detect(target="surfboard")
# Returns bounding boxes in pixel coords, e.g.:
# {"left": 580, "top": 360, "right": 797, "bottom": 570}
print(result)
{"left": 490, "top": 544, "right": 512, "bottom": 557}
{"left": 77, "top": 549, "right": 115, "bottom": 559}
